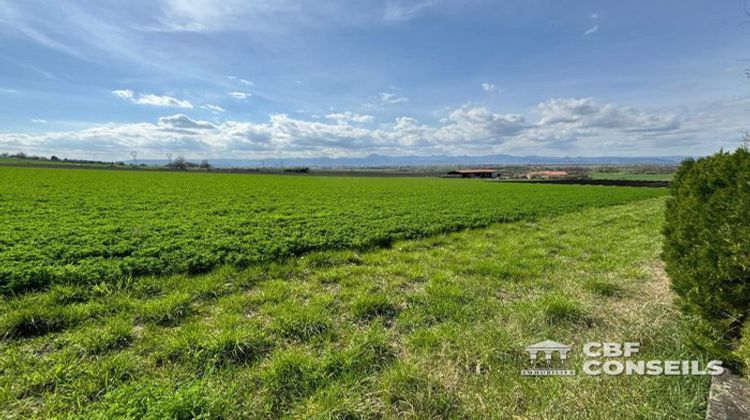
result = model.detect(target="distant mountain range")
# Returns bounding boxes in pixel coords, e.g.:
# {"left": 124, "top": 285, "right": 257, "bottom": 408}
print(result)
{"left": 137, "top": 154, "right": 686, "bottom": 168}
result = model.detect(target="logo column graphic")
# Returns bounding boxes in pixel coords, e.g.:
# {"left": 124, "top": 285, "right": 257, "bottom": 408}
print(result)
{"left": 521, "top": 340, "right": 576, "bottom": 376}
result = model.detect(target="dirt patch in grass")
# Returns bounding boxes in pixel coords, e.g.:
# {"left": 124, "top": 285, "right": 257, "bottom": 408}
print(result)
{"left": 604, "top": 260, "right": 675, "bottom": 327}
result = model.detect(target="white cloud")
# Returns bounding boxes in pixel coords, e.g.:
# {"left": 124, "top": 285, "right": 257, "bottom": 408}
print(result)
{"left": 229, "top": 91, "right": 251, "bottom": 100}
{"left": 112, "top": 89, "right": 134, "bottom": 100}
{"left": 157, "top": 0, "right": 304, "bottom": 32}
{"left": 151, "top": 1, "right": 439, "bottom": 33}
{"left": 158, "top": 114, "right": 216, "bottom": 130}
{"left": 228, "top": 76, "right": 254, "bottom": 86}
{"left": 383, "top": 1, "right": 436, "bottom": 22}
{"left": 536, "top": 97, "right": 680, "bottom": 133}
{"left": 379, "top": 92, "right": 409, "bottom": 105}
{"left": 136, "top": 94, "right": 193, "bottom": 108}
{"left": 112, "top": 89, "right": 193, "bottom": 108}
{"left": 30, "top": 118, "right": 48, "bottom": 124}
{"left": 6, "top": 98, "right": 737, "bottom": 159}
{"left": 584, "top": 25, "right": 598, "bottom": 36}
{"left": 537, "top": 97, "right": 598, "bottom": 125}
{"left": 436, "top": 106, "right": 526, "bottom": 143}
{"left": 0, "top": 105, "right": 527, "bottom": 158}
{"left": 591, "top": 13, "right": 598, "bottom": 19}
{"left": 481, "top": 83, "right": 503, "bottom": 94}
{"left": 325, "top": 112, "right": 374, "bottom": 124}
{"left": 201, "top": 104, "right": 226, "bottom": 113}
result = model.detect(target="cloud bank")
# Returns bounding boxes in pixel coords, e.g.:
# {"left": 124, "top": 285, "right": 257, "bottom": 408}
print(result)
{"left": 1, "top": 97, "right": 725, "bottom": 159}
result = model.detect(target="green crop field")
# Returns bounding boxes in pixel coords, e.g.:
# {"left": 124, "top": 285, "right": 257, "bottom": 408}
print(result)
{"left": 1, "top": 166, "right": 713, "bottom": 418}
{"left": 0, "top": 156, "right": 123, "bottom": 168}
{"left": 0, "top": 196, "right": 710, "bottom": 418}
{"left": 0, "top": 167, "right": 665, "bottom": 295}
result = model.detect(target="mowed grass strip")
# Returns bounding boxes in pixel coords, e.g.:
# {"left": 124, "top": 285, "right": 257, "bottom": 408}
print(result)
{"left": 0, "top": 166, "right": 665, "bottom": 294}
{"left": 0, "top": 197, "right": 708, "bottom": 418}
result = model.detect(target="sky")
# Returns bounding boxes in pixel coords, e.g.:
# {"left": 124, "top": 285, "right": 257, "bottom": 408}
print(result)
{"left": 0, "top": 0, "right": 749, "bottom": 160}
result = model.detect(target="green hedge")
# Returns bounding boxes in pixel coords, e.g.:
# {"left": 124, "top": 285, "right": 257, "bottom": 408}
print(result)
{"left": 663, "top": 148, "right": 750, "bottom": 355}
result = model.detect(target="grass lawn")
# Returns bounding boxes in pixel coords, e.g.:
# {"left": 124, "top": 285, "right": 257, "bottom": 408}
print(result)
{"left": 0, "top": 197, "right": 709, "bottom": 418}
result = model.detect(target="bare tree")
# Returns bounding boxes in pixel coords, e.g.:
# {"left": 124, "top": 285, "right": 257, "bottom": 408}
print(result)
{"left": 170, "top": 155, "right": 189, "bottom": 170}
{"left": 166, "top": 153, "right": 173, "bottom": 164}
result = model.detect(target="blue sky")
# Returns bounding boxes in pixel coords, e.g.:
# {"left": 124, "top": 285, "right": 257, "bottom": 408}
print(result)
{"left": 0, "top": 0, "right": 749, "bottom": 159}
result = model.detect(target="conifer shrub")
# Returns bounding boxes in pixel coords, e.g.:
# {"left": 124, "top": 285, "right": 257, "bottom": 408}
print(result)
{"left": 663, "top": 148, "right": 750, "bottom": 356}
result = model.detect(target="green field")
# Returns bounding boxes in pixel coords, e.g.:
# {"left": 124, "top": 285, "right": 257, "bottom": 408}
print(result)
{"left": 588, "top": 171, "right": 674, "bottom": 182}
{"left": 0, "top": 197, "right": 710, "bottom": 418}
{"left": 0, "top": 167, "right": 665, "bottom": 295}
{"left": 0, "top": 157, "right": 123, "bottom": 167}
{"left": 1, "top": 167, "right": 713, "bottom": 418}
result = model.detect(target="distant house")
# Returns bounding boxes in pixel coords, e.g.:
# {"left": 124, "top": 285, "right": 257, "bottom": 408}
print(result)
{"left": 447, "top": 169, "right": 496, "bottom": 179}
{"left": 525, "top": 170, "right": 568, "bottom": 179}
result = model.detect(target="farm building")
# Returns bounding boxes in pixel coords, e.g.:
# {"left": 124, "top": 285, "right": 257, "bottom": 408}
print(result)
{"left": 446, "top": 169, "right": 496, "bottom": 178}
{"left": 525, "top": 170, "right": 568, "bottom": 179}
